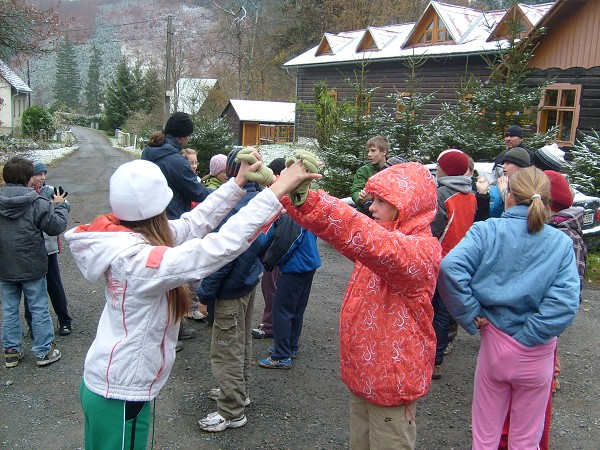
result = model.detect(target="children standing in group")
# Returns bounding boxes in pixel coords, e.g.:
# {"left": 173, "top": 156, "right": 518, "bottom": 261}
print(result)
{"left": 1, "top": 156, "right": 68, "bottom": 368}
{"left": 65, "top": 155, "right": 318, "bottom": 449}
{"left": 283, "top": 156, "right": 441, "bottom": 449}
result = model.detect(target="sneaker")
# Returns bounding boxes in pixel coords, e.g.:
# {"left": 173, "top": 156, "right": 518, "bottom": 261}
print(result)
{"left": 432, "top": 364, "right": 442, "bottom": 380}
{"left": 251, "top": 327, "right": 273, "bottom": 339}
{"left": 268, "top": 346, "right": 298, "bottom": 359}
{"left": 178, "top": 325, "right": 195, "bottom": 340}
{"left": 443, "top": 340, "right": 454, "bottom": 356}
{"left": 258, "top": 356, "right": 292, "bottom": 369}
{"left": 5, "top": 349, "right": 24, "bottom": 368}
{"left": 36, "top": 342, "right": 61, "bottom": 367}
{"left": 59, "top": 323, "right": 72, "bottom": 336}
{"left": 207, "top": 387, "right": 251, "bottom": 406}
{"left": 185, "top": 310, "right": 207, "bottom": 321}
{"left": 198, "top": 411, "right": 247, "bottom": 432}
{"left": 175, "top": 340, "right": 183, "bottom": 352}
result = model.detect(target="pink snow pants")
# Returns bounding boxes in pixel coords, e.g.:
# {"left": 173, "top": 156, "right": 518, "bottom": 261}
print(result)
{"left": 472, "top": 323, "right": 556, "bottom": 450}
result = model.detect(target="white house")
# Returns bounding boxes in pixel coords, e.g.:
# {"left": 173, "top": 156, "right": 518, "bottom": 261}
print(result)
{"left": 0, "top": 60, "right": 32, "bottom": 134}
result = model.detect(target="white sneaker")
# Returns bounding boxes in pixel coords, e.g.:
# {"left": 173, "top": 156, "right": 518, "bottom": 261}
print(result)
{"left": 198, "top": 411, "right": 247, "bottom": 432}
{"left": 185, "top": 310, "right": 207, "bottom": 321}
{"left": 208, "top": 387, "right": 251, "bottom": 406}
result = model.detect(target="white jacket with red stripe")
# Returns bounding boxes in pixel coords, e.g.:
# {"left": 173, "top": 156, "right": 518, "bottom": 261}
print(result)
{"left": 65, "top": 180, "right": 282, "bottom": 401}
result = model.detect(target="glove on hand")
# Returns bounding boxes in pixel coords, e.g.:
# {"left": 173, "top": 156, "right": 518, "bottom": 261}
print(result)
{"left": 52, "top": 186, "right": 68, "bottom": 199}
{"left": 235, "top": 147, "right": 274, "bottom": 186}
{"left": 285, "top": 150, "right": 322, "bottom": 207}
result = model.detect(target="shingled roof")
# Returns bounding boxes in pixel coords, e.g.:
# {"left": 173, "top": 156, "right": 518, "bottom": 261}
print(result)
{"left": 0, "top": 60, "right": 32, "bottom": 93}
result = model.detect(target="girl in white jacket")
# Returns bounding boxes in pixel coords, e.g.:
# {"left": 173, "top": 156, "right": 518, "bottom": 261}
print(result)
{"left": 65, "top": 155, "right": 318, "bottom": 450}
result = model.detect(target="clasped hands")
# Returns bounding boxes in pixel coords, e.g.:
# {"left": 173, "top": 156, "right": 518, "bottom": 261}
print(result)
{"left": 233, "top": 147, "right": 322, "bottom": 204}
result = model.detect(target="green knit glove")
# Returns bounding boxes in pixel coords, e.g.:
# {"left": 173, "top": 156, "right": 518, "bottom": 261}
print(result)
{"left": 285, "top": 150, "right": 322, "bottom": 206}
{"left": 235, "top": 147, "right": 274, "bottom": 186}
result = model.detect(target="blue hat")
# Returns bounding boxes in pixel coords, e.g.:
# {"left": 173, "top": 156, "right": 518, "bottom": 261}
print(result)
{"left": 33, "top": 161, "right": 48, "bottom": 175}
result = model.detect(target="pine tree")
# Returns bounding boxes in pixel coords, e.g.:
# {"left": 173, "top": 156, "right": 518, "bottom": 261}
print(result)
{"left": 84, "top": 44, "right": 103, "bottom": 115}
{"left": 53, "top": 36, "right": 81, "bottom": 110}
{"left": 569, "top": 130, "right": 600, "bottom": 194}
{"left": 104, "top": 58, "right": 134, "bottom": 132}
{"left": 139, "top": 67, "right": 163, "bottom": 115}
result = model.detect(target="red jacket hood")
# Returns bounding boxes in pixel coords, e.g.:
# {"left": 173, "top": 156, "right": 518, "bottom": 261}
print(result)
{"left": 365, "top": 162, "right": 438, "bottom": 235}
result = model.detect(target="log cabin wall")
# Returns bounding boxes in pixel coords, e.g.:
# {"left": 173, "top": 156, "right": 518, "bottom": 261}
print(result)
{"left": 295, "top": 55, "right": 491, "bottom": 139}
{"left": 221, "top": 104, "right": 242, "bottom": 144}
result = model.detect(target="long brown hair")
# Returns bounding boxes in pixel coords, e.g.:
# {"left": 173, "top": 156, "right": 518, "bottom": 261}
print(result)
{"left": 121, "top": 212, "right": 190, "bottom": 322}
{"left": 508, "top": 166, "right": 550, "bottom": 233}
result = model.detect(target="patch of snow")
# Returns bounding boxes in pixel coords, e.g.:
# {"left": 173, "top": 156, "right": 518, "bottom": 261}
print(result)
{"left": 30, "top": 146, "right": 79, "bottom": 164}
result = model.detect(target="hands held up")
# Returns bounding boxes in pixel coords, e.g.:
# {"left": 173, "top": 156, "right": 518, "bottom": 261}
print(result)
{"left": 51, "top": 186, "right": 68, "bottom": 204}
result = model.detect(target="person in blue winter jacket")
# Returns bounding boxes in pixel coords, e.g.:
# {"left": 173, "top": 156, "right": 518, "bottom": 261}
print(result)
{"left": 258, "top": 211, "right": 321, "bottom": 369}
{"left": 438, "top": 167, "right": 580, "bottom": 450}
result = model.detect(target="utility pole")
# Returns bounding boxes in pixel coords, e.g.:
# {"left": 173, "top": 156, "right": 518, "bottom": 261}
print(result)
{"left": 164, "top": 15, "right": 174, "bottom": 123}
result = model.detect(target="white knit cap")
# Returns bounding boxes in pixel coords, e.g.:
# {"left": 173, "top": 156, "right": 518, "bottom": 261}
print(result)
{"left": 109, "top": 160, "right": 173, "bottom": 221}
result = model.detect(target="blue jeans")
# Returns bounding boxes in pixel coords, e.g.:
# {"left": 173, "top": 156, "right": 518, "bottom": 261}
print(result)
{"left": 24, "top": 253, "right": 72, "bottom": 327}
{"left": 1, "top": 277, "right": 55, "bottom": 357}
{"left": 271, "top": 270, "right": 316, "bottom": 360}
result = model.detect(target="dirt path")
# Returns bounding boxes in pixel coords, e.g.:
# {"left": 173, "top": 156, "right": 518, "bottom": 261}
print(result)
{"left": 1, "top": 128, "right": 599, "bottom": 449}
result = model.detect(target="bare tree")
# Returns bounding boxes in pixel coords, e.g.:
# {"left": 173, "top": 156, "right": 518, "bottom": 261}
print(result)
{"left": 0, "top": 0, "right": 64, "bottom": 60}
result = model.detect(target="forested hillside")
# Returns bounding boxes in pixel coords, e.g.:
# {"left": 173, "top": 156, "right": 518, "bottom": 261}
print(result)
{"left": 14, "top": 0, "right": 551, "bottom": 111}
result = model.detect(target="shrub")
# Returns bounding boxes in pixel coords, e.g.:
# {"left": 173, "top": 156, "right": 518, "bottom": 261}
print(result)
{"left": 21, "top": 106, "right": 55, "bottom": 139}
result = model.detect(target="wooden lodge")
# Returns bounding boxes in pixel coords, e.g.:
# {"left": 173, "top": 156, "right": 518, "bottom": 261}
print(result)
{"left": 284, "top": 0, "right": 600, "bottom": 149}
{"left": 221, "top": 99, "right": 296, "bottom": 147}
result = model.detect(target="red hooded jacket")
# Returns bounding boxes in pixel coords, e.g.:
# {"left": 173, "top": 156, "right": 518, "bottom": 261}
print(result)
{"left": 283, "top": 163, "right": 442, "bottom": 406}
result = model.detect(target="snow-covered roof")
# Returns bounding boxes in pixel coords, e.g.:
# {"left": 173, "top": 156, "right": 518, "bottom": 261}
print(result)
{"left": 176, "top": 78, "right": 217, "bottom": 114}
{"left": 0, "top": 60, "right": 32, "bottom": 93}
{"left": 284, "top": 0, "right": 556, "bottom": 68}
{"left": 228, "top": 99, "right": 295, "bottom": 123}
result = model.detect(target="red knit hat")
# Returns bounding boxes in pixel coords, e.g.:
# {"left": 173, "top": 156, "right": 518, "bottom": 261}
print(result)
{"left": 544, "top": 170, "right": 573, "bottom": 212}
{"left": 437, "top": 149, "right": 469, "bottom": 176}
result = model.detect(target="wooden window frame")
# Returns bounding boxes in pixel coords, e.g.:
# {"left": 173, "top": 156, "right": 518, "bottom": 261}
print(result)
{"left": 417, "top": 16, "right": 450, "bottom": 45}
{"left": 537, "top": 83, "right": 581, "bottom": 146}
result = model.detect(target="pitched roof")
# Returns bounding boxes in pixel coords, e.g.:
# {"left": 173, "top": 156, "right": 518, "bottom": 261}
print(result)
{"left": 284, "top": 1, "right": 556, "bottom": 68}
{"left": 226, "top": 99, "right": 295, "bottom": 123}
{"left": 176, "top": 78, "right": 217, "bottom": 114}
{"left": 0, "top": 60, "right": 32, "bottom": 93}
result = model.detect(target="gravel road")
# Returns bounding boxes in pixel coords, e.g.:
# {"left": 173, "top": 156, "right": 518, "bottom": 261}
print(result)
{"left": 1, "top": 126, "right": 598, "bottom": 449}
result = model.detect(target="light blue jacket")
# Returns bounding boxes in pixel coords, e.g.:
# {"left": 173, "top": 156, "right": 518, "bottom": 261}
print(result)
{"left": 438, "top": 205, "right": 580, "bottom": 347}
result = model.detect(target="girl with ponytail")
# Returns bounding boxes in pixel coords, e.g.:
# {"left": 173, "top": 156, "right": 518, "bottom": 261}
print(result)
{"left": 438, "top": 166, "right": 580, "bottom": 449}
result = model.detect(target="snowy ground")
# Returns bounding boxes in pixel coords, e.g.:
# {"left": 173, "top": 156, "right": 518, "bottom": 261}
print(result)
{"left": 29, "top": 146, "right": 79, "bottom": 165}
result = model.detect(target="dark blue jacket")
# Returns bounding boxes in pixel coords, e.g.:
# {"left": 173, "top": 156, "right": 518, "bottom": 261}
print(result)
{"left": 263, "top": 214, "right": 321, "bottom": 274}
{"left": 197, "top": 182, "right": 270, "bottom": 302}
{"left": 141, "top": 135, "right": 210, "bottom": 219}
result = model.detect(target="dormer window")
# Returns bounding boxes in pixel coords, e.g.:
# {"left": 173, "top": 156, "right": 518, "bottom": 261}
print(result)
{"left": 418, "top": 16, "right": 451, "bottom": 44}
